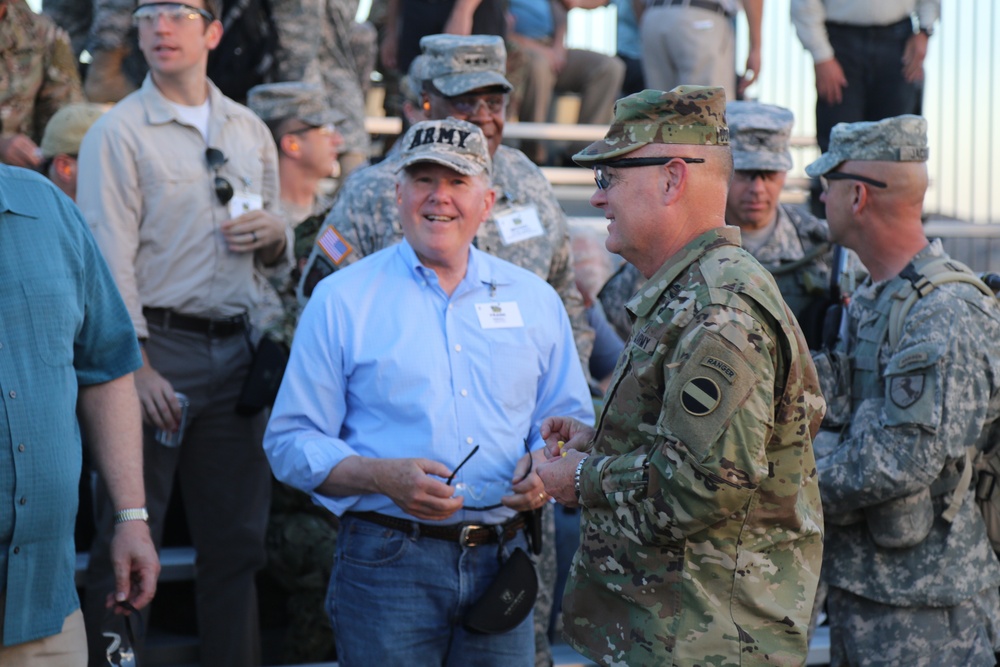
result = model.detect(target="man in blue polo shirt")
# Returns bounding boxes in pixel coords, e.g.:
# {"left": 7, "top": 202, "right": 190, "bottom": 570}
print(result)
{"left": 0, "top": 165, "right": 158, "bottom": 665}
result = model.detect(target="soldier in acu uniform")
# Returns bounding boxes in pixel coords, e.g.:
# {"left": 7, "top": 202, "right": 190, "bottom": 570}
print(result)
{"left": 0, "top": 0, "right": 82, "bottom": 169}
{"left": 600, "top": 100, "right": 833, "bottom": 349}
{"left": 537, "top": 86, "right": 826, "bottom": 666}
{"left": 808, "top": 115, "right": 1000, "bottom": 667}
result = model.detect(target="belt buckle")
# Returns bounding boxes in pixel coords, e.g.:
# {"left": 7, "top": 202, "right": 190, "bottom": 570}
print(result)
{"left": 459, "top": 523, "right": 487, "bottom": 548}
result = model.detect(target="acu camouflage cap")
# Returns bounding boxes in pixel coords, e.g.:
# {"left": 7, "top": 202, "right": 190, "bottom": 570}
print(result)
{"left": 401, "top": 55, "right": 431, "bottom": 104}
{"left": 573, "top": 86, "right": 729, "bottom": 165}
{"left": 246, "top": 82, "right": 345, "bottom": 127}
{"left": 395, "top": 117, "right": 492, "bottom": 177}
{"left": 727, "top": 101, "right": 794, "bottom": 172}
{"left": 806, "top": 114, "right": 929, "bottom": 177}
{"left": 419, "top": 34, "right": 513, "bottom": 97}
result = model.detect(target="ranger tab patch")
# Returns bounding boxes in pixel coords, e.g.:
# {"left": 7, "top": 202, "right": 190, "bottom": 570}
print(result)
{"left": 890, "top": 374, "right": 925, "bottom": 408}
{"left": 681, "top": 377, "right": 721, "bottom": 416}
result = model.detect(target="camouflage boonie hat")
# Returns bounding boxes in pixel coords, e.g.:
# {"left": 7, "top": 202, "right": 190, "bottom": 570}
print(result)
{"left": 41, "top": 102, "right": 108, "bottom": 158}
{"left": 419, "top": 34, "right": 513, "bottom": 97}
{"left": 573, "top": 86, "right": 729, "bottom": 165}
{"left": 247, "top": 82, "right": 345, "bottom": 127}
{"left": 806, "top": 114, "right": 929, "bottom": 177}
{"left": 395, "top": 117, "right": 492, "bottom": 177}
{"left": 727, "top": 101, "right": 794, "bottom": 172}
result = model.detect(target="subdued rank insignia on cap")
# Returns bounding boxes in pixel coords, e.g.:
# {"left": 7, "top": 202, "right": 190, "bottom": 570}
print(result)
{"left": 898, "top": 146, "right": 930, "bottom": 161}
{"left": 317, "top": 226, "right": 353, "bottom": 265}
{"left": 408, "top": 125, "right": 472, "bottom": 149}
{"left": 463, "top": 55, "right": 490, "bottom": 67}
{"left": 890, "top": 374, "right": 925, "bottom": 408}
{"left": 717, "top": 126, "right": 730, "bottom": 144}
{"left": 681, "top": 377, "right": 721, "bottom": 416}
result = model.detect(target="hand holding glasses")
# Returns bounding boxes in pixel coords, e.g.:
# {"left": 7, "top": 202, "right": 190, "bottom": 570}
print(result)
{"left": 446, "top": 439, "right": 535, "bottom": 511}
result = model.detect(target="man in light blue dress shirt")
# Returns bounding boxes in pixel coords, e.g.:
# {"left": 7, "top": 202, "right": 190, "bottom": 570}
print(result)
{"left": 265, "top": 117, "right": 593, "bottom": 665}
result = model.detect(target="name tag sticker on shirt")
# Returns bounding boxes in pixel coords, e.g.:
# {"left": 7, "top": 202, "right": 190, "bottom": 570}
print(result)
{"left": 494, "top": 205, "right": 544, "bottom": 245}
{"left": 229, "top": 192, "right": 263, "bottom": 219}
{"left": 475, "top": 302, "right": 524, "bottom": 329}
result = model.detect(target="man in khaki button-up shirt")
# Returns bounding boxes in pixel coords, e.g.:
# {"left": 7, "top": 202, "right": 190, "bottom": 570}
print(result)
{"left": 76, "top": 1, "right": 287, "bottom": 665}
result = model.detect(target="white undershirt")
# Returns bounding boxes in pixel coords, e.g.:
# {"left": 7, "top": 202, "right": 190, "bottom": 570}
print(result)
{"left": 169, "top": 98, "right": 211, "bottom": 142}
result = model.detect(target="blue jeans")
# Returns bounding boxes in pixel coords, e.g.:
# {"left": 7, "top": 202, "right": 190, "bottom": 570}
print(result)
{"left": 328, "top": 515, "right": 535, "bottom": 667}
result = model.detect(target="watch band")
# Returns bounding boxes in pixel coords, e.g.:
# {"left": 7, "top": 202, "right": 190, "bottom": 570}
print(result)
{"left": 574, "top": 456, "right": 589, "bottom": 503}
{"left": 114, "top": 507, "right": 149, "bottom": 525}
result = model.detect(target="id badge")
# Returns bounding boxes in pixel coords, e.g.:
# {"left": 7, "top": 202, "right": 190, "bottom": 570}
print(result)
{"left": 475, "top": 302, "right": 524, "bottom": 329}
{"left": 229, "top": 192, "right": 263, "bottom": 218}
{"left": 493, "top": 204, "right": 544, "bottom": 245}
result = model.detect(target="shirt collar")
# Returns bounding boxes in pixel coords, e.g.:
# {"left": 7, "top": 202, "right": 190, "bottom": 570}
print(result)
{"left": 140, "top": 74, "right": 233, "bottom": 129}
{"left": 626, "top": 226, "right": 741, "bottom": 319}
{"left": 397, "top": 239, "right": 511, "bottom": 296}
{"left": 0, "top": 166, "right": 46, "bottom": 219}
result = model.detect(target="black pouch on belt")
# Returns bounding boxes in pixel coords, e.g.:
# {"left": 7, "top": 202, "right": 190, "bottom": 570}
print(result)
{"left": 235, "top": 335, "right": 289, "bottom": 416}
{"left": 463, "top": 547, "right": 538, "bottom": 634}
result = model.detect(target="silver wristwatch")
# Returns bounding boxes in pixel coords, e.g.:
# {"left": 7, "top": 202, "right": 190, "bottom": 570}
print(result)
{"left": 114, "top": 507, "right": 149, "bottom": 525}
{"left": 574, "top": 456, "right": 589, "bottom": 503}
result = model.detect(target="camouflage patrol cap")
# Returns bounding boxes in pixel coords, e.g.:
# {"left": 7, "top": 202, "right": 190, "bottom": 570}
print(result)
{"left": 41, "top": 103, "right": 108, "bottom": 158}
{"left": 419, "top": 34, "right": 513, "bottom": 97}
{"left": 727, "top": 101, "right": 794, "bottom": 172}
{"left": 806, "top": 114, "right": 929, "bottom": 177}
{"left": 395, "top": 118, "right": 492, "bottom": 177}
{"left": 246, "top": 82, "right": 345, "bottom": 127}
{"left": 573, "top": 86, "right": 729, "bottom": 165}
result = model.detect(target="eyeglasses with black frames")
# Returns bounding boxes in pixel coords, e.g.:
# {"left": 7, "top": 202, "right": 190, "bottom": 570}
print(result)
{"left": 446, "top": 439, "right": 532, "bottom": 512}
{"left": 205, "top": 147, "right": 234, "bottom": 205}
{"left": 820, "top": 171, "right": 888, "bottom": 192}
{"left": 733, "top": 169, "right": 783, "bottom": 183}
{"left": 593, "top": 156, "right": 706, "bottom": 190}
{"left": 132, "top": 2, "right": 214, "bottom": 27}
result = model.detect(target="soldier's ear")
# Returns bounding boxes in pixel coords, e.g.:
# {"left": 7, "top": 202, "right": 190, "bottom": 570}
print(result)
{"left": 279, "top": 134, "right": 299, "bottom": 157}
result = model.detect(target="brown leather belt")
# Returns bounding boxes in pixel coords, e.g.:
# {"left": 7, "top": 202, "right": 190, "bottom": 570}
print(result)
{"left": 348, "top": 511, "right": 526, "bottom": 548}
{"left": 144, "top": 307, "right": 249, "bottom": 338}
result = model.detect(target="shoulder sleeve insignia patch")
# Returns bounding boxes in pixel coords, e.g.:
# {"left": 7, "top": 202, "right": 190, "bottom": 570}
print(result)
{"left": 701, "top": 356, "right": 737, "bottom": 384}
{"left": 889, "top": 374, "right": 925, "bottom": 409}
{"left": 681, "top": 377, "right": 722, "bottom": 416}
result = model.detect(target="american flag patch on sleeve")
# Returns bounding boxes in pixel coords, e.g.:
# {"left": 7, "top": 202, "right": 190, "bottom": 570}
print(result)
{"left": 317, "top": 227, "right": 353, "bottom": 265}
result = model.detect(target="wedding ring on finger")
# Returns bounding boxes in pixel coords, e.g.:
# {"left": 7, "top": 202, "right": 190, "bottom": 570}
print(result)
{"left": 251, "top": 231, "right": 257, "bottom": 243}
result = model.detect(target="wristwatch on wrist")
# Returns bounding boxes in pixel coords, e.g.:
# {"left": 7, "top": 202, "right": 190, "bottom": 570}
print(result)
{"left": 114, "top": 507, "right": 149, "bottom": 525}
{"left": 574, "top": 456, "right": 589, "bottom": 503}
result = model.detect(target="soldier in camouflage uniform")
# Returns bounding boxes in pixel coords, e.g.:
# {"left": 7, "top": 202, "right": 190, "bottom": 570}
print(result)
{"left": 43, "top": 0, "right": 141, "bottom": 102}
{"left": 808, "top": 115, "right": 1000, "bottom": 666}
{"left": 270, "top": 0, "right": 375, "bottom": 177}
{"left": 298, "top": 35, "right": 592, "bottom": 667}
{"left": 0, "top": 0, "right": 83, "bottom": 169}
{"left": 536, "top": 86, "right": 826, "bottom": 666}
{"left": 599, "top": 101, "right": 833, "bottom": 349}
{"left": 247, "top": 81, "right": 343, "bottom": 346}
{"left": 246, "top": 82, "right": 346, "bottom": 664}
